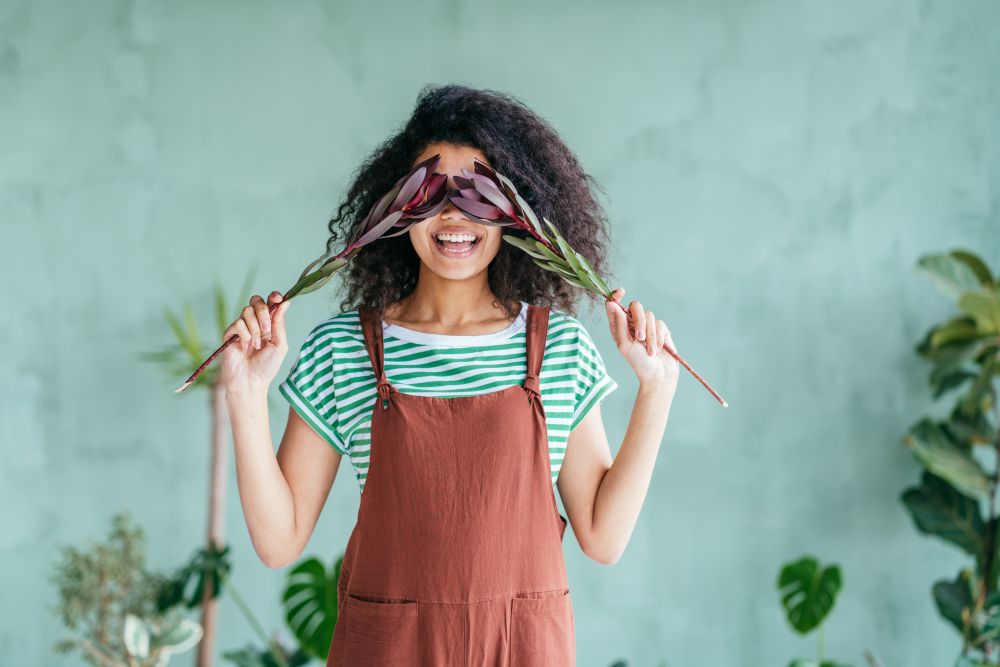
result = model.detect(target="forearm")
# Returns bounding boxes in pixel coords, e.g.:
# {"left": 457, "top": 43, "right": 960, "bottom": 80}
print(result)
{"left": 589, "top": 377, "right": 675, "bottom": 563}
{"left": 226, "top": 387, "right": 299, "bottom": 567}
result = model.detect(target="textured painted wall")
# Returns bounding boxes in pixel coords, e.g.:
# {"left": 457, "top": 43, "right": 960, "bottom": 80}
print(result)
{"left": 3, "top": 0, "right": 998, "bottom": 664}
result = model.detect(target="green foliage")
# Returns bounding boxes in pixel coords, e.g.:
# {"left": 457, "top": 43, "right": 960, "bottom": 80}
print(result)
{"left": 157, "top": 542, "right": 233, "bottom": 611}
{"left": 775, "top": 555, "right": 869, "bottom": 666}
{"left": 901, "top": 249, "right": 1000, "bottom": 663}
{"left": 140, "top": 266, "right": 258, "bottom": 390}
{"left": 221, "top": 645, "right": 312, "bottom": 667}
{"left": 778, "top": 556, "right": 843, "bottom": 635}
{"left": 49, "top": 512, "right": 202, "bottom": 666}
{"left": 281, "top": 554, "right": 343, "bottom": 661}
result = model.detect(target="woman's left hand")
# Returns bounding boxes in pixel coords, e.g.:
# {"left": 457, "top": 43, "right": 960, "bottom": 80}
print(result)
{"left": 605, "top": 287, "right": 680, "bottom": 392}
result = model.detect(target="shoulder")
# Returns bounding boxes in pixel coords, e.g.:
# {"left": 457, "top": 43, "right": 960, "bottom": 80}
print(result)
{"left": 295, "top": 310, "right": 365, "bottom": 356}
{"left": 545, "top": 308, "right": 594, "bottom": 342}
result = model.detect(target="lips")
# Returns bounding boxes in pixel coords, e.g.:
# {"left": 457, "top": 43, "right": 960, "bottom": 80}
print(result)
{"left": 432, "top": 228, "right": 481, "bottom": 258}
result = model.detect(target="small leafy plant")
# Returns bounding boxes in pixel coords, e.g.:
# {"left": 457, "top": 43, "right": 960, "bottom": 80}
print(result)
{"left": 50, "top": 512, "right": 203, "bottom": 667}
{"left": 777, "top": 555, "right": 851, "bottom": 667}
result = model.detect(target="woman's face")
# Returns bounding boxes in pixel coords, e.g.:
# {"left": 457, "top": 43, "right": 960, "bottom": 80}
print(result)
{"left": 406, "top": 142, "right": 504, "bottom": 281}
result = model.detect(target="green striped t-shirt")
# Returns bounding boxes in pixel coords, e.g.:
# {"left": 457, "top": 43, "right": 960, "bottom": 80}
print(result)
{"left": 278, "top": 301, "right": 618, "bottom": 492}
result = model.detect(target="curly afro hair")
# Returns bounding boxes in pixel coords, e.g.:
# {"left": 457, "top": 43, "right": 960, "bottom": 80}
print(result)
{"left": 324, "top": 83, "right": 614, "bottom": 321}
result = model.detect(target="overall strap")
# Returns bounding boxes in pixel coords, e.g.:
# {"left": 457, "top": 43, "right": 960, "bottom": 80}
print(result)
{"left": 359, "top": 306, "right": 393, "bottom": 409}
{"left": 523, "top": 304, "right": 550, "bottom": 401}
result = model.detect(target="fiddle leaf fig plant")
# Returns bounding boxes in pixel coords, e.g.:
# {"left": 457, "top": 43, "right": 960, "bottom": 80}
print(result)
{"left": 899, "top": 249, "right": 1000, "bottom": 665}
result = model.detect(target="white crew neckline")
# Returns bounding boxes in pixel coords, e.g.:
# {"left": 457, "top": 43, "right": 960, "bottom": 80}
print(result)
{"left": 382, "top": 300, "right": 529, "bottom": 347}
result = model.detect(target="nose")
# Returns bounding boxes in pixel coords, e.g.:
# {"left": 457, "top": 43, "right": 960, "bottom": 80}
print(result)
{"left": 440, "top": 199, "right": 465, "bottom": 220}
{"left": 438, "top": 189, "right": 465, "bottom": 221}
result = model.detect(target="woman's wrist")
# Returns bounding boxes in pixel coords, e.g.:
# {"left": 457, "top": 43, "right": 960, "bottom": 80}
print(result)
{"left": 637, "top": 372, "right": 676, "bottom": 399}
{"left": 224, "top": 381, "right": 270, "bottom": 408}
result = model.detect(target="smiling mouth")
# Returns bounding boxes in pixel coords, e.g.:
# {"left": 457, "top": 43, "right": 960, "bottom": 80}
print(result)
{"left": 433, "top": 231, "right": 481, "bottom": 257}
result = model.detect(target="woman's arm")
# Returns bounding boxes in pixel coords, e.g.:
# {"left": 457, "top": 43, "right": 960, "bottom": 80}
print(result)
{"left": 221, "top": 291, "right": 342, "bottom": 569}
{"left": 556, "top": 287, "right": 680, "bottom": 565}
{"left": 227, "top": 393, "right": 342, "bottom": 568}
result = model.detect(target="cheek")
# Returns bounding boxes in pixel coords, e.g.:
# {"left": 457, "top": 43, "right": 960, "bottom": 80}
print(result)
{"left": 408, "top": 226, "right": 432, "bottom": 255}
{"left": 481, "top": 229, "right": 504, "bottom": 258}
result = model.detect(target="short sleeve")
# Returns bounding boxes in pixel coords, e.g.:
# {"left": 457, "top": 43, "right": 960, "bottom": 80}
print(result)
{"left": 570, "top": 320, "right": 619, "bottom": 430}
{"left": 278, "top": 323, "right": 349, "bottom": 455}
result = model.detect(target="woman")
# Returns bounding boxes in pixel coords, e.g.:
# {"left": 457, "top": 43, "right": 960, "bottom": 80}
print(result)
{"left": 221, "top": 84, "right": 679, "bottom": 666}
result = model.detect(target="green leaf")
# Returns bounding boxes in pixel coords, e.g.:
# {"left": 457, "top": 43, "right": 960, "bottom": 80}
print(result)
{"left": 298, "top": 252, "right": 330, "bottom": 282}
{"left": 901, "top": 470, "right": 985, "bottom": 556}
{"left": 903, "top": 418, "right": 990, "bottom": 497}
{"left": 282, "top": 555, "right": 342, "bottom": 660}
{"left": 951, "top": 249, "right": 994, "bottom": 286}
{"left": 544, "top": 218, "right": 583, "bottom": 273}
{"left": 182, "top": 302, "right": 203, "bottom": 362}
{"left": 531, "top": 258, "right": 586, "bottom": 287}
{"left": 286, "top": 258, "right": 348, "bottom": 299}
{"left": 958, "top": 354, "right": 999, "bottom": 417}
{"left": 918, "top": 253, "right": 986, "bottom": 301}
{"left": 929, "top": 317, "right": 986, "bottom": 350}
{"left": 574, "top": 250, "right": 611, "bottom": 296}
{"left": 947, "top": 400, "right": 998, "bottom": 448}
{"left": 513, "top": 192, "right": 544, "bottom": 236}
{"left": 777, "top": 555, "right": 842, "bottom": 634}
{"left": 932, "top": 569, "right": 975, "bottom": 635}
{"left": 531, "top": 239, "right": 563, "bottom": 263}
{"left": 503, "top": 234, "right": 550, "bottom": 260}
{"left": 213, "top": 280, "right": 228, "bottom": 341}
{"left": 958, "top": 288, "right": 1000, "bottom": 334}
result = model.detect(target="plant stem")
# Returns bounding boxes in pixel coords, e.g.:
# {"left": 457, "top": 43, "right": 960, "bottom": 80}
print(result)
{"left": 817, "top": 624, "right": 825, "bottom": 664}
{"left": 509, "top": 214, "right": 728, "bottom": 407}
{"left": 220, "top": 577, "right": 288, "bottom": 667}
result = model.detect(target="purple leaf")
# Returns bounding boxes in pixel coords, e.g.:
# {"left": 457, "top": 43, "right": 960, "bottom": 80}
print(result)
{"left": 450, "top": 196, "right": 505, "bottom": 220}
{"left": 471, "top": 176, "right": 515, "bottom": 217}
{"left": 353, "top": 210, "right": 405, "bottom": 247}
{"left": 392, "top": 166, "right": 426, "bottom": 211}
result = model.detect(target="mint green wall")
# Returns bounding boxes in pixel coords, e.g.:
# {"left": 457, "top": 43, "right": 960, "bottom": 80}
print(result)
{"left": 3, "top": 0, "right": 998, "bottom": 665}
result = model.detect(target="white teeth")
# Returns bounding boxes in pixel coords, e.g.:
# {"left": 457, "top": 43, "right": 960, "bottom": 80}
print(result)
{"left": 435, "top": 233, "right": 478, "bottom": 242}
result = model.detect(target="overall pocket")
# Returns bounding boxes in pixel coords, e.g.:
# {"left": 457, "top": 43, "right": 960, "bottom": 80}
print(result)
{"left": 509, "top": 589, "right": 575, "bottom": 666}
{"left": 340, "top": 593, "right": 419, "bottom": 666}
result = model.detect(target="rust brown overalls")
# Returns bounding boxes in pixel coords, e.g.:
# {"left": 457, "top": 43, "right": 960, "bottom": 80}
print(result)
{"left": 327, "top": 303, "right": 575, "bottom": 666}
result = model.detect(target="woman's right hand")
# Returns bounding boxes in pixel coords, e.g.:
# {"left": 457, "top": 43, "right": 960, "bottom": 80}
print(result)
{"left": 220, "top": 291, "right": 291, "bottom": 396}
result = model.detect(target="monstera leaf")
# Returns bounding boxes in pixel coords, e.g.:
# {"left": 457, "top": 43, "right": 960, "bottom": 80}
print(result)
{"left": 281, "top": 554, "right": 343, "bottom": 660}
{"left": 778, "top": 556, "right": 843, "bottom": 635}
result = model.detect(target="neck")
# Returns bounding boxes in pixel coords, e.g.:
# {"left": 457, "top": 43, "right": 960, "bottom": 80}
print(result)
{"left": 386, "top": 265, "right": 516, "bottom": 333}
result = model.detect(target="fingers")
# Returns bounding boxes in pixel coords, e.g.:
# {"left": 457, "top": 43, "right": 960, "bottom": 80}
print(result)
{"left": 660, "top": 320, "right": 676, "bottom": 356}
{"left": 628, "top": 299, "right": 646, "bottom": 341}
{"left": 242, "top": 300, "right": 263, "bottom": 350}
{"left": 251, "top": 293, "right": 273, "bottom": 346}
{"left": 645, "top": 310, "right": 657, "bottom": 355}
{"left": 605, "top": 289, "right": 629, "bottom": 346}
{"left": 655, "top": 319, "right": 669, "bottom": 356}
{"left": 268, "top": 291, "right": 290, "bottom": 349}
{"left": 223, "top": 318, "right": 252, "bottom": 349}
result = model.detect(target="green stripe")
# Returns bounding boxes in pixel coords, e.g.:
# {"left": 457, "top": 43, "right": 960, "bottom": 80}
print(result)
{"left": 279, "top": 307, "right": 618, "bottom": 491}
